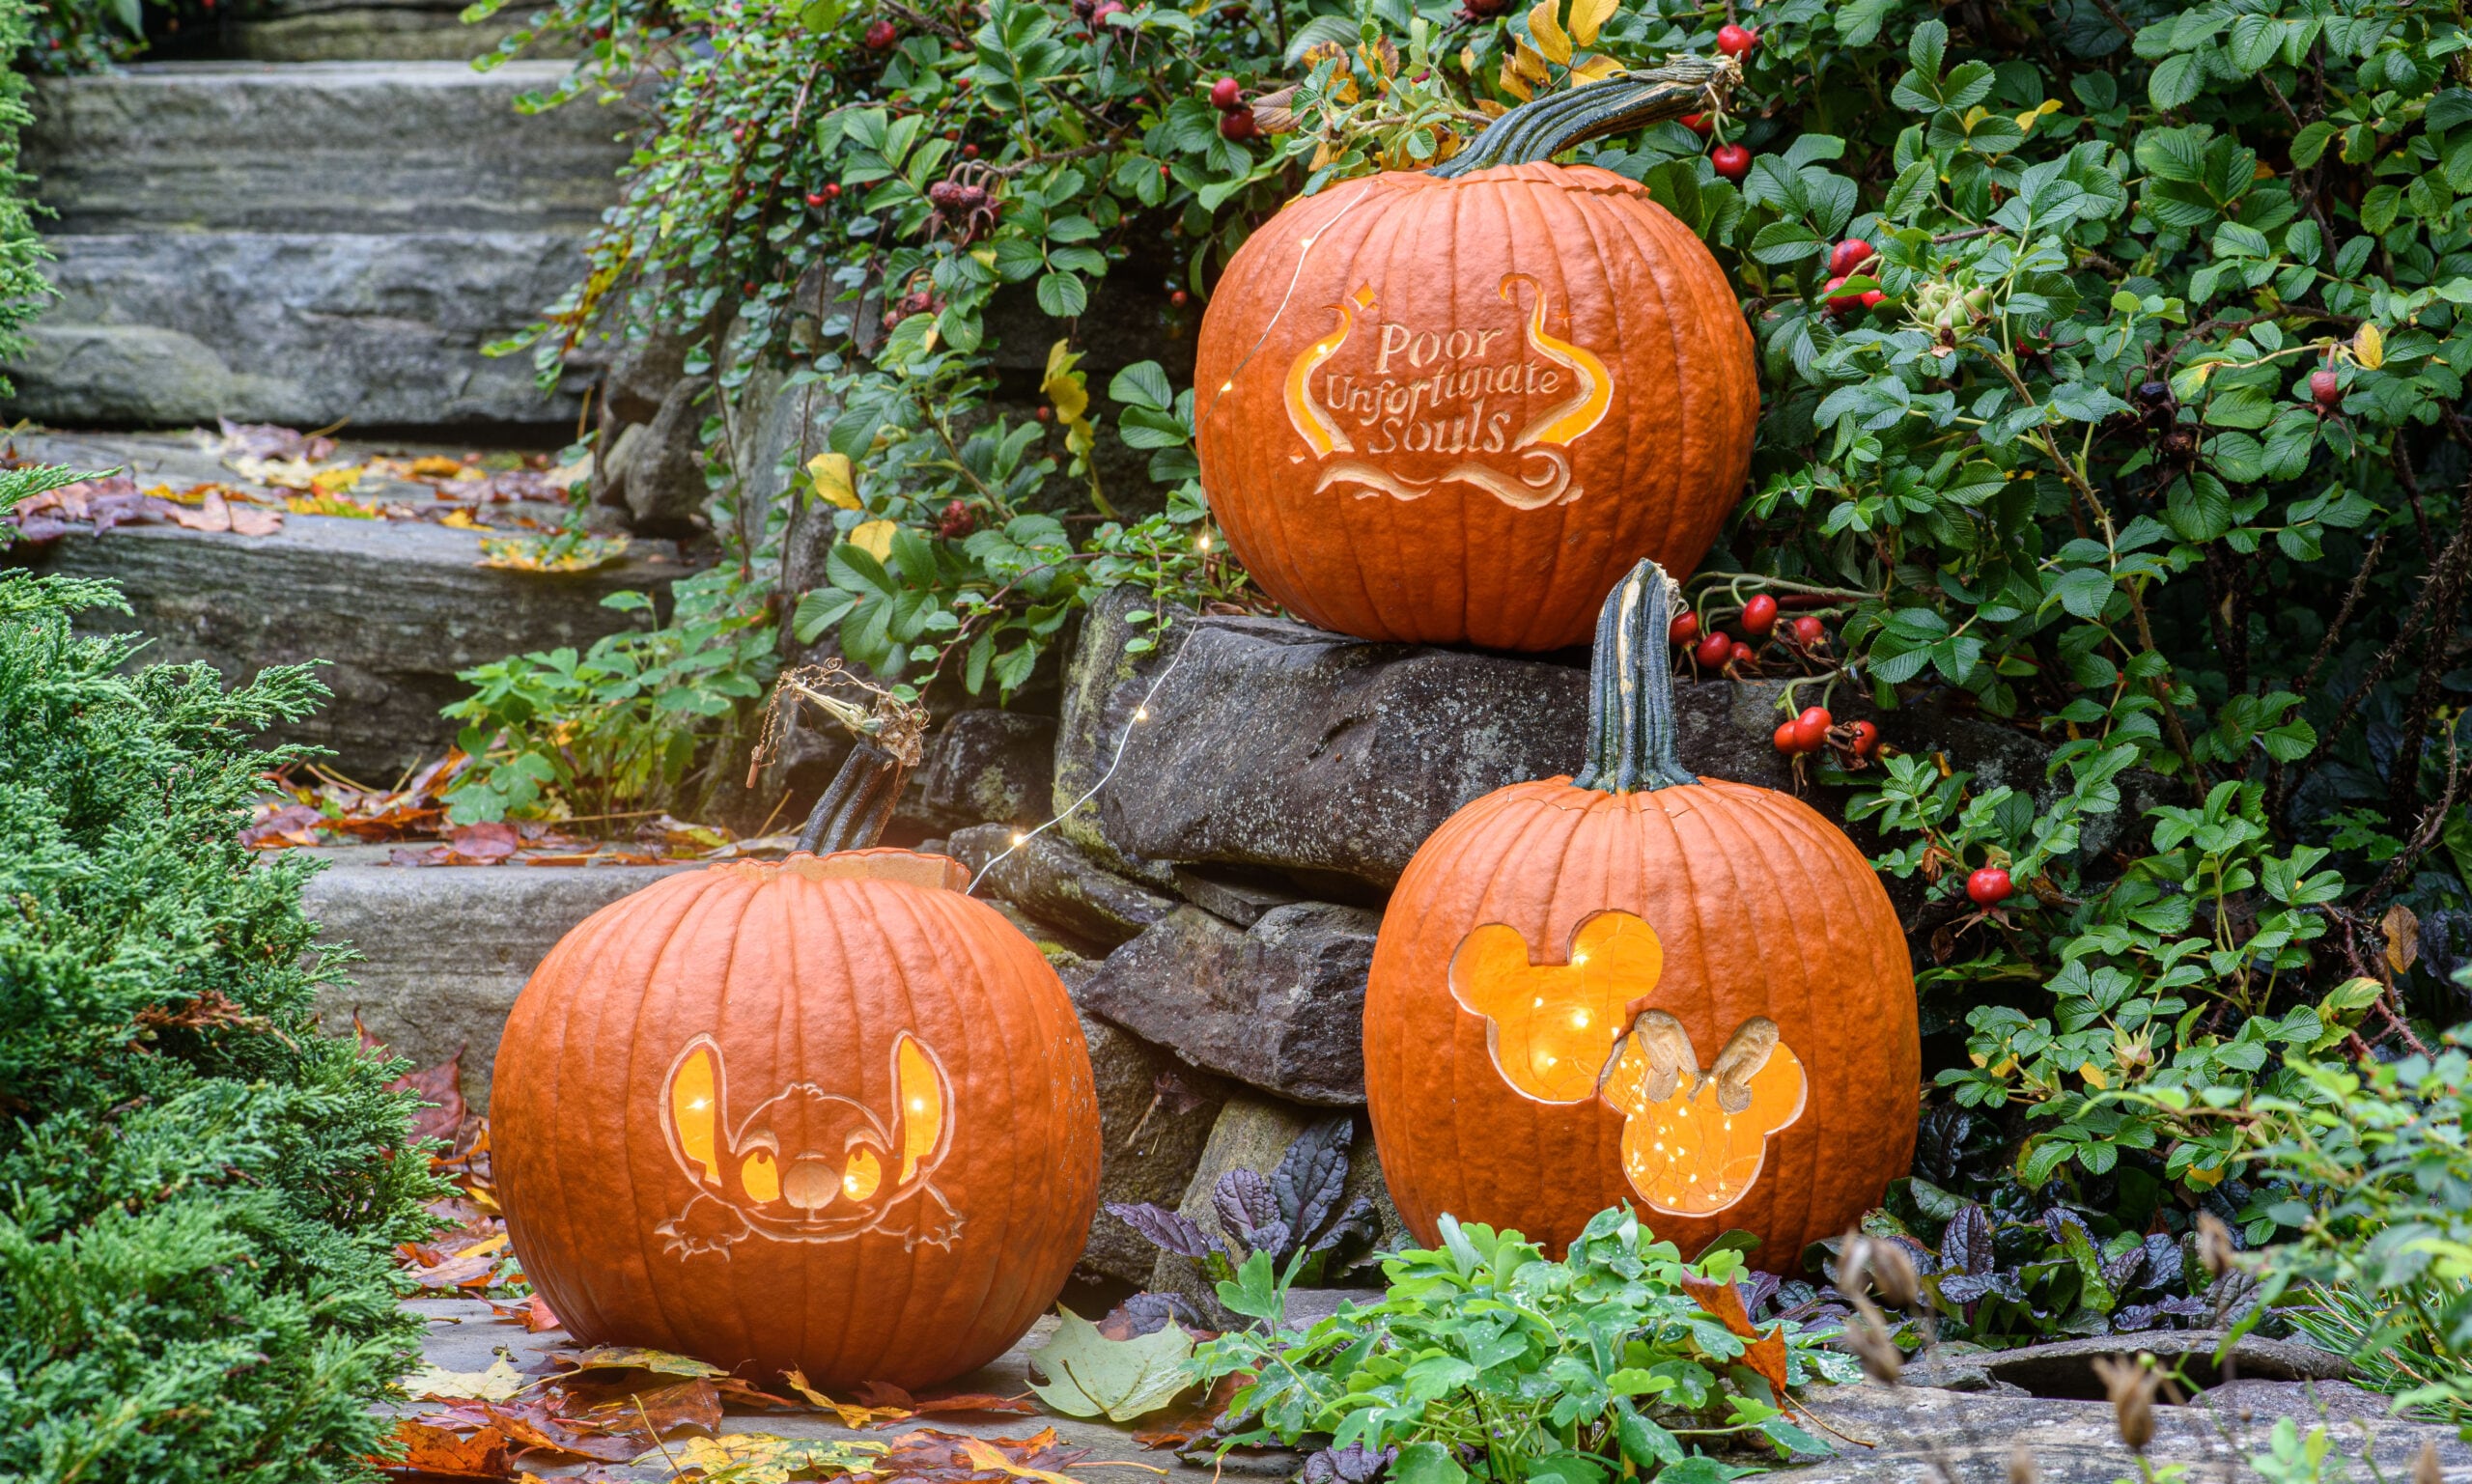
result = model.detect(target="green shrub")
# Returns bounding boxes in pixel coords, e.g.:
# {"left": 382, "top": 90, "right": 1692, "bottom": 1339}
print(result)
{"left": 0, "top": 545, "right": 439, "bottom": 1481}
{"left": 0, "top": 0, "right": 52, "bottom": 367}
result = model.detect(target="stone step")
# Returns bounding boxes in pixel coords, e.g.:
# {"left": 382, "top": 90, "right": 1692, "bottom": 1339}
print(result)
{"left": 232, "top": 2, "right": 534, "bottom": 63}
{"left": 25, "top": 62, "right": 626, "bottom": 235}
{"left": 9, "top": 61, "right": 627, "bottom": 428}
{"left": 10, "top": 230, "right": 592, "bottom": 428}
{"left": 9, "top": 429, "right": 701, "bottom": 776}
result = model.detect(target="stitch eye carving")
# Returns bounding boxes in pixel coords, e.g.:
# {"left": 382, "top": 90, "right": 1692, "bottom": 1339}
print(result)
{"left": 1599, "top": 1011, "right": 1808, "bottom": 1218}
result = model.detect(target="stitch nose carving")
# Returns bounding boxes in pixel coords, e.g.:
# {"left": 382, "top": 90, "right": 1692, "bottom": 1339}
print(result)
{"left": 782, "top": 1157, "right": 841, "bottom": 1213}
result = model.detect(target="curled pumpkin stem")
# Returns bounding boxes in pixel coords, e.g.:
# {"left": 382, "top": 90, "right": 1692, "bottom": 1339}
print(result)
{"left": 749, "top": 662, "right": 931, "bottom": 854}
{"left": 1427, "top": 54, "right": 1741, "bottom": 179}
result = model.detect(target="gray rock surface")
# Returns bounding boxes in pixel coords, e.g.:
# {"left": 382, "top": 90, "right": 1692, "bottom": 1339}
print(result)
{"left": 1078, "top": 607, "right": 2105, "bottom": 893}
{"left": 1169, "top": 865, "right": 1308, "bottom": 929}
{"left": 1080, "top": 902, "right": 1379, "bottom": 1104}
{"left": 1968, "top": 1330, "right": 2349, "bottom": 1398}
{"left": 1052, "top": 583, "right": 1185, "bottom": 888}
{"left": 625, "top": 376, "right": 712, "bottom": 533}
{"left": 304, "top": 847, "right": 696, "bottom": 1111}
{"left": 21, "top": 514, "right": 688, "bottom": 777}
{"left": 1779, "top": 1378, "right": 2466, "bottom": 1481}
{"left": 946, "top": 824, "right": 1175, "bottom": 951}
{"left": 1073, "top": 1012, "right": 1231, "bottom": 1288}
{"left": 917, "top": 711, "right": 1057, "bottom": 828}
{"left": 234, "top": 7, "right": 534, "bottom": 62}
{"left": 10, "top": 62, "right": 630, "bottom": 428}
{"left": 603, "top": 323, "right": 696, "bottom": 427}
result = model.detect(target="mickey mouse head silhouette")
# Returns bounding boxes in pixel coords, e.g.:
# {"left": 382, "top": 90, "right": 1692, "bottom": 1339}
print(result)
{"left": 1448, "top": 910, "right": 1807, "bottom": 1218}
{"left": 656, "top": 1031, "right": 962, "bottom": 1257}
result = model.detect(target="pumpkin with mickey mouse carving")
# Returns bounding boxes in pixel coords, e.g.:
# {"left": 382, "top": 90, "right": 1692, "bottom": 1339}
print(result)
{"left": 1362, "top": 559, "right": 1916, "bottom": 1267}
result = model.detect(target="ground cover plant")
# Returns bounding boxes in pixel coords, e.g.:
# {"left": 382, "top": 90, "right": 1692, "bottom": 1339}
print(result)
{"left": 479, "top": 0, "right": 2471, "bottom": 1386}
{"left": 0, "top": 510, "right": 441, "bottom": 1480}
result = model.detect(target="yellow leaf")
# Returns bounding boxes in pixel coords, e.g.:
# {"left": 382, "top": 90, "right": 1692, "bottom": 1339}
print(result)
{"left": 1460, "top": 42, "right": 1478, "bottom": 73}
{"left": 2354, "top": 322, "right": 2385, "bottom": 370}
{"left": 960, "top": 1439, "right": 1082, "bottom": 1484}
{"left": 2181, "top": 1162, "right": 2226, "bottom": 1190}
{"left": 806, "top": 451, "right": 861, "bottom": 510}
{"left": 1510, "top": 36, "right": 1552, "bottom": 83}
{"left": 1498, "top": 53, "right": 1534, "bottom": 100}
{"left": 651, "top": 1435, "right": 886, "bottom": 1484}
{"left": 850, "top": 519, "right": 898, "bottom": 561}
{"left": 781, "top": 1368, "right": 910, "bottom": 1428}
{"left": 1568, "top": 54, "right": 1623, "bottom": 85}
{"left": 404, "top": 1358, "right": 527, "bottom": 1402}
{"left": 1565, "top": 0, "right": 1616, "bottom": 47}
{"left": 438, "top": 508, "right": 488, "bottom": 530}
{"left": 2078, "top": 1062, "right": 2109, "bottom": 1090}
{"left": 1525, "top": 0, "right": 1571, "bottom": 64}
{"left": 1042, "top": 339, "right": 1091, "bottom": 428}
{"left": 2016, "top": 110, "right": 2041, "bottom": 134}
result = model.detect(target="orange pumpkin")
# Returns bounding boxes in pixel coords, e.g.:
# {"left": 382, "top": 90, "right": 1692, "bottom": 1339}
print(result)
{"left": 492, "top": 738, "right": 1101, "bottom": 1389}
{"left": 1362, "top": 559, "right": 1917, "bottom": 1268}
{"left": 1192, "top": 61, "right": 1757, "bottom": 651}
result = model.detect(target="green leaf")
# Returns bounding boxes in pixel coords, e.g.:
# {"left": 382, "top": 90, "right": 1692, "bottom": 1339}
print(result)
{"left": 1036, "top": 271, "right": 1089, "bottom": 318}
{"left": 1393, "top": 1442, "right": 1469, "bottom": 1484}
{"left": 1025, "top": 1309, "right": 1195, "bottom": 1421}
{"left": 2149, "top": 53, "right": 2205, "bottom": 112}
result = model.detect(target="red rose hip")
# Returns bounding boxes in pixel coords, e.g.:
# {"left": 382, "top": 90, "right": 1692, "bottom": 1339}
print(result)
{"left": 863, "top": 16, "right": 896, "bottom": 47}
{"left": 1741, "top": 594, "right": 1778, "bottom": 636}
{"left": 1848, "top": 719, "right": 1880, "bottom": 757}
{"left": 1791, "top": 705, "right": 1832, "bottom": 752}
{"left": 1791, "top": 615, "right": 1824, "bottom": 646}
{"left": 1967, "top": 867, "right": 2014, "bottom": 906}
{"left": 1710, "top": 144, "right": 1751, "bottom": 182}
{"left": 1773, "top": 720, "right": 1802, "bottom": 754}
{"left": 1669, "top": 611, "right": 1700, "bottom": 645}
{"left": 1210, "top": 76, "right": 1243, "bottom": 110}
{"left": 1829, "top": 238, "right": 1874, "bottom": 276}
{"left": 1715, "top": 22, "right": 1756, "bottom": 56}
{"left": 1693, "top": 632, "right": 1732, "bottom": 669}
{"left": 2310, "top": 369, "right": 2341, "bottom": 408}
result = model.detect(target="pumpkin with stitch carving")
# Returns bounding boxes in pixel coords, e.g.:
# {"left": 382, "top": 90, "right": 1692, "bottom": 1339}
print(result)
{"left": 1191, "top": 58, "right": 1756, "bottom": 651}
{"left": 1362, "top": 559, "right": 1918, "bottom": 1267}
{"left": 491, "top": 738, "right": 1101, "bottom": 1388}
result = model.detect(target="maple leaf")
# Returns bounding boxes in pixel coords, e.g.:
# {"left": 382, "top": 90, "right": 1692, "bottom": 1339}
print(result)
{"left": 1025, "top": 1310, "right": 1195, "bottom": 1422}
{"left": 405, "top": 1358, "right": 527, "bottom": 1402}
{"left": 373, "top": 1420, "right": 514, "bottom": 1482}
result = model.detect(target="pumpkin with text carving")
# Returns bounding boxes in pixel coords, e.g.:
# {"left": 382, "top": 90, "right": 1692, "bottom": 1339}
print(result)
{"left": 1362, "top": 559, "right": 1918, "bottom": 1267}
{"left": 492, "top": 842, "right": 1101, "bottom": 1389}
{"left": 1193, "top": 60, "right": 1756, "bottom": 651}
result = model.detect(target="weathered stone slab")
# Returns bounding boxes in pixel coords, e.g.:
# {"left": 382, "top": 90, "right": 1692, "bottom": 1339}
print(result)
{"left": 8, "top": 230, "right": 598, "bottom": 428}
{"left": 1169, "top": 865, "right": 1307, "bottom": 929}
{"left": 918, "top": 711, "right": 1057, "bottom": 828}
{"left": 1081, "top": 902, "right": 1378, "bottom": 1105}
{"left": 25, "top": 62, "right": 627, "bottom": 234}
{"left": 1779, "top": 1377, "right": 2465, "bottom": 1481}
{"left": 1052, "top": 583, "right": 1183, "bottom": 888}
{"left": 16, "top": 514, "right": 691, "bottom": 777}
{"left": 1079, "top": 607, "right": 2095, "bottom": 892}
{"left": 1970, "top": 1330, "right": 2348, "bottom": 1397}
{"left": 946, "top": 824, "right": 1175, "bottom": 951}
{"left": 234, "top": 9, "right": 536, "bottom": 62}
{"left": 304, "top": 847, "right": 696, "bottom": 1112}
{"left": 1072, "top": 1010, "right": 1230, "bottom": 1288}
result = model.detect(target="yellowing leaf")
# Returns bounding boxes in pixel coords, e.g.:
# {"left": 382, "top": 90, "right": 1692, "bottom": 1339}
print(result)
{"left": 2078, "top": 1062, "right": 2109, "bottom": 1090}
{"left": 1498, "top": 53, "right": 1534, "bottom": 100}
{"left": 1041, "top": 339, "right": 1091, "bottom": 428}
{"left": 1565, "top": 0, "right": 1616, "bottom": 47}
{"left": 2182, "top": 1162, "right": 2226, "bottom": 1190}
{"left": 850, "top": 519, "right": 898, "bottom": 561}
{"left": 781, "top": 1368, "right": 910, "bottom": 1428}
{"left": 959, "top": 1439, "right": 1081, "bottom": 1484}
{"left": 1568, "top": 54, "right": 1623, "bottom": 85}
{"left": 1510, "top": 36, "right": 1552, "bottom": 83}
{"left": 1460, "top": 42, "right": 1477, "bottom": 74}
{"left": 650, "top": 1434, "right": 886, "bottom": 1484}
{"left": 477, "top": 534, "right": 632, "bottom": 573}
{"left": 438, "top": 508, "right": 489, "bottom": 530}
{"left": 404, "top": 1358, "right": 527, "bottom": 1402}
{"left": 562, "top": 1345, "right": 728, "bottom": 1378}
{"left": 1525, "top": 0, "right": 1571, "bottom": 64}
{"left": 2353, "top": 322, "right": 2385, "bottom": 370}
{"left": 807, "top": 450, "right": 861, "bottom": 510}
{"left": 1025, "top": 1307, "right": 1195, "bottom": 1422}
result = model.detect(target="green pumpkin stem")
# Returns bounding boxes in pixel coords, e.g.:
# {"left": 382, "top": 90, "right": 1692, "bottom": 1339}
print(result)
{"left": 1427, "top": 55, "right": 1739, "bottom": 180}
{"left": 796, "top": 736, "right": 910, "bottom": 854}
{"left": 1572, "top": 558, "right": 1700, "bottom": 794}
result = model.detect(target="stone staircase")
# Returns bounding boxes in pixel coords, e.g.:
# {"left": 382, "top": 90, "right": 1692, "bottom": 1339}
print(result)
{"left": 9, "top": 55, "right": 628, "bottom": 430}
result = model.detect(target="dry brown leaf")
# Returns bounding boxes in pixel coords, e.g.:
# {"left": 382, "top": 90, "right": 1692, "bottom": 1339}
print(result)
{"left": 2384, "top": 903, "right": 2420, "bottom": 976}
{"left": 373, "top": 1420, "right": 515, "bottom": 1481}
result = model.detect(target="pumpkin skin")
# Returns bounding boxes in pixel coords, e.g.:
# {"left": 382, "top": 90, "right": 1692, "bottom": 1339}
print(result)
{"left": 492, "top": 849, "right": 1101, "bottom": 1389}
{"left": 1193, "top": 154, "right": 1756, "bottom": 651}
{"left": 1362, "top": 563, "right": 1917, "bottom": 1268}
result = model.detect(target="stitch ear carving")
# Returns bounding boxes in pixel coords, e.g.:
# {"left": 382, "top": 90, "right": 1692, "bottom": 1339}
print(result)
{"left": 663, "top": 1036, "right": 725, "bottom": 1189}
{"left": 1599, "top": 1013, "right": 1807, "bottom": 1218}
{"left": 1448, "top": 910, "right": 1665, "bottom": 1105}
{"left": 892, "top": 1032, "right": 952, "bottom": 1186}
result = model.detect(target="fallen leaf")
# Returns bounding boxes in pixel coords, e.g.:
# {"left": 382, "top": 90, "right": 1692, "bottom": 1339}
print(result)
{"left": 407, "top": 455, "right": 469, "bottom": 478}
{"left": 288, "top": 488, "right": 382, "bottom": 518}
{"left": 384, "top": 1045, "right": 470, "bottom": 1147}
{"left": 1025, "top": 1308, "right": 1194, "bottom": 1422}
{"left": 961, "top": 1436, "right": 1082, "bottom": 1484}
{"left": 558, "top": 1346, "right": 730, "bottom": 1381}
{"left": 241, "top": 800, "right": 325, "bottom": 849}
{"left": 446, "top": 822, "right": 520, "bottom": 864}
{"left": 856, "top": 1380, "right": 1036, "bottom": 1417}
{"left": 478, "top": 533, "right": 631, "bottom": 572}
{"left": 440, "top": 508, "right": 491, "bottom": 529}
{"left": 407, "top": 1358, "right": 529, "bottom": 1402}
{"left": 374, "top": 1420, "right": 515, "bottom": 1481}
{"left": 648, "top": 1434, "right": 886, "bottom": 1484}
{"left": 783, "top": 1368, "right": 912, "bottom": 1427}
{"left": 492, "top": 1295, "right": 564, "bottom": 1332}
{"left": 1679, "top": 1275, "right": 1790, "bottom": 1398}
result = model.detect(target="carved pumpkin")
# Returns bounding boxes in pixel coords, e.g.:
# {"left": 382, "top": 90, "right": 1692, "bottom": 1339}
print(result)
{"left": 492, "top": 736, "right": 1101, "bottom": 1389}
{"left": 1362, "top": 559, "right": 1917, "bottom": 1267}
{"left": 1193, "top": 61, "right": 1757, "bottom": 651}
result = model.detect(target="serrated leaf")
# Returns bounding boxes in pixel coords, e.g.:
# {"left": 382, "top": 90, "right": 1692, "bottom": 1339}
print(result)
{"left": 1025, "top": 1308, "right": 1195, "bottom": 1421}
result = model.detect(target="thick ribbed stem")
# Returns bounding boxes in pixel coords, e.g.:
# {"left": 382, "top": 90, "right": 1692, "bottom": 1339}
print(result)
{"left": 1571, "top": 558, "right": 1700, "bottom": 794}
{"left": 1427, "top": 55, "right": 1737, "bottom": 180}
{"left": 795, "top": 737, "right": 909, "bottom": 854}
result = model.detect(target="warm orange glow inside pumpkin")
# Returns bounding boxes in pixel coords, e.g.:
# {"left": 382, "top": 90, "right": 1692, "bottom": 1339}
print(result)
{"left": 1449, "top": 910, "right": 1664, "bottom": 1104}
{"left": 897, "top": 1037, "right": 944, "bottom": 1182}
{"left": 670, "top": 1046, "right": 720, "bottom": 1186}
{"left": 1599, "top": 1012, "right": 1807, "bottom": 1217}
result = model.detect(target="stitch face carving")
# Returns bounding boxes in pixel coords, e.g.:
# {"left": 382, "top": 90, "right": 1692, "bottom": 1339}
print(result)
{"left": 657, "top": 1031, "right": 961, "bottom": 1256}
{"left": 1599, "top": 1012, "right": 1807, "bottom": 1218}
{"left": 1449, "top": 910, "right": 1664, "bottom": 1104}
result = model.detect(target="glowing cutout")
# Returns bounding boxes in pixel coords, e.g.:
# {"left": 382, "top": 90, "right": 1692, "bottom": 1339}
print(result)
{"left": 656, "top": 1031, "right": 962, "bottom": 1257}
{"left": 1449, "top": 911, "right": 1664, "bottom": 1104}
{"left": 1599, "top": 1012, "right": 1807, "bottom": 1218}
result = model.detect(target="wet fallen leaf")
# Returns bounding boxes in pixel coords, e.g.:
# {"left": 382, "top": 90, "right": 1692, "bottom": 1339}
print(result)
{"left": 288, "top": 488, "right": 383, "bottom": 518}
{"left": 648, "top": 1434, "right": 887, "bottom": 1484}
{"left": 577, "top": 1378, "right": 723, "bottom": 1441}
{"left": 492, "top": 1295, "right": 565, "bottom": 1332}
{"left": 782, "top": 1369, "right": 912, "bottom": 1427}
{"left": 877, "top": 1426, "right": 1093, "bottom": 1481}
{"left": 1025, "top": 1309, "right": 1194, "bottom": 1422}
{"left": 479, "top": 533, "right": 631, "bottom": 572}
{"left": 959, "top": 1437, "right": 1089, "bottom": 1484}
{"left": 407, "top": 1358, "right": 529, "bottom": 1402}
{"left": 407, "top": 455, "right": 468, "bottom": 478}
{"left": 1678, "top": 1274, "right": 1790, "bottom": 1398}
{"left": 374, "top": 1420, "right": 515, "bottom": 1481}
{"left": 214, "top": 416, "right": 338, "bottom": 463}
{"left": 855, "top": 1381, "right": 1036, "bottom": 1417}
{"left": 440, "top": 508, "right": 492, "bottom": 529}
{"left": 241, "top": 800, "right": 325, "bottom": 849}
{"left": 559, "top": 1346, "right": 730, "bottom": 1381}
{"left": 446, "top": 822, "right": 521, "bottom": 864}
